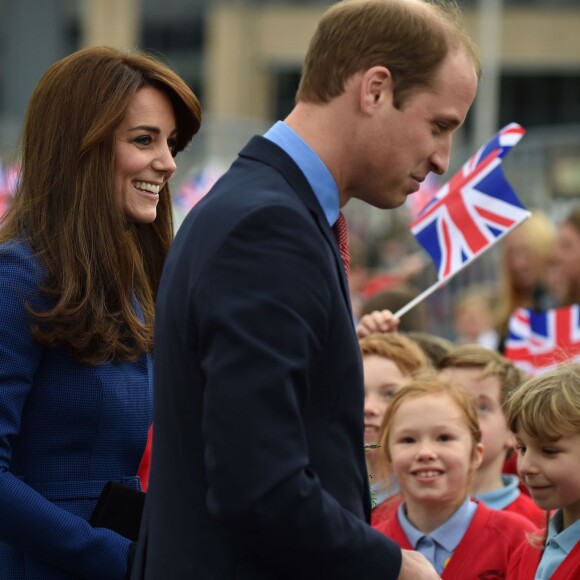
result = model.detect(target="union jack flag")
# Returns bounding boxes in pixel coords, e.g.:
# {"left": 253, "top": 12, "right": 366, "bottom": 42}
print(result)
{"left": 173, "top": 160, "right": 227, "bottom": 213}
{"left": 410, "top": 123, "right": 530, "bottom": 280}
{"left": 504, "top": 305, "right": 580, "bottom": 376}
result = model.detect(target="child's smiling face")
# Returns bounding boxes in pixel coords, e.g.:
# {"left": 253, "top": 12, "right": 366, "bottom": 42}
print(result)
{"left": 388, "top": 393, "right": 483, "bottom": 512}
{"left": 516, "top": 428, "right": 580, "bottom": 529}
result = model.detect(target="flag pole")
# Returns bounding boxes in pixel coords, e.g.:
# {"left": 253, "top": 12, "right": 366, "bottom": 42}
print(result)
{"left": 393, "top": 211, "right": 531, "bottom": 319}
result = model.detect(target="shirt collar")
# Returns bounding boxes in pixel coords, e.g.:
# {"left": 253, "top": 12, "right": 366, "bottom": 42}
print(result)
{"left": 547, "top": 509, "right": 580, "bottom": 555}
{"left": 398, "top": 498, "right": 477, "bottom": 552}
{"left": 475, "top": 474, "right": 520, "bottom": 510}
{"left": 263, "top": 121, "right": 340, "bottom": 227}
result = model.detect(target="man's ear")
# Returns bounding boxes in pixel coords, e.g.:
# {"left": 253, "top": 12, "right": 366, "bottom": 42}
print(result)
{"left": 359, "top": 66, "right": 393, "bottom": 113}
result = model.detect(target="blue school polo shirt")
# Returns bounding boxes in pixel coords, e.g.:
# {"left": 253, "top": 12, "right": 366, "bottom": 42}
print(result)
{"left": 535, "top": 510, "right": 580, "bottom": 580}
{"left": 398, "top": 498, "right": 478, "bottom": 575}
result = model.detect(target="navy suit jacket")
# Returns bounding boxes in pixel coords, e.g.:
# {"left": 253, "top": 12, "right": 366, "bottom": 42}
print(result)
{"left": 0, "top": 240, "right": 152, "bottom": 578}
{"left": 133, "top": 137, "right": 402, "bottom": 579}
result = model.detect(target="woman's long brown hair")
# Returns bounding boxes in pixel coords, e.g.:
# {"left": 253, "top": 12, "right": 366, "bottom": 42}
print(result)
{"left": 0, "top": 47, "right": 201, "bottom": 364}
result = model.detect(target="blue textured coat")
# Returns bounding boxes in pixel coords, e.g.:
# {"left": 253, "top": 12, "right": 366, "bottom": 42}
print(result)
{"left": 0, "top": 240, "right": 152, "bottom": 579}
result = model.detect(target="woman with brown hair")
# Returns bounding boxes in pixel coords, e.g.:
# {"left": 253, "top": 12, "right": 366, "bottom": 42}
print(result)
{"left": 0, "top": 46, "right": 201, "bottom": 578}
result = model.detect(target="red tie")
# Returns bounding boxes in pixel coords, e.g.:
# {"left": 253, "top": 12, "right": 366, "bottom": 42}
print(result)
{"left": 332, "top": 211, "right": 350, "bottom": 281}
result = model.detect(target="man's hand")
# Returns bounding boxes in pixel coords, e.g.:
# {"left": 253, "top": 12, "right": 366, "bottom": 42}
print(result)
{"left": 398, "top": 550, "right": 441, "bottom": 579}
{"left": 355, "top": 309, "right": 400, "bottom": 339}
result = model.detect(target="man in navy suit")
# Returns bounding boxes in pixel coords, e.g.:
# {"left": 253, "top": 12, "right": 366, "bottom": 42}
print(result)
{"left": 133, "top": 1, "right": 480, "bottom": 578}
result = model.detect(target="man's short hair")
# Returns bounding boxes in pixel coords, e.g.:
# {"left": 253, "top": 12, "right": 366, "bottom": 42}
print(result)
{"left": 296, "top": 0, "right": 481, "bottom": 109}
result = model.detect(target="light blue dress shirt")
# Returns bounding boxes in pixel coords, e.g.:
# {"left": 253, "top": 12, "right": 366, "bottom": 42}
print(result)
{"left": 398, "top": 499, "right": 478, "bottom": 575}
{"left": 264, "top": 121, "right": 340, "bottom": 227}
{"left": 535, "top": 510, "right": 580, "bottom": 579}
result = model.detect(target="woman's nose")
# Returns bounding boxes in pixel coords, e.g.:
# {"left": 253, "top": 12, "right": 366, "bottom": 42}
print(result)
{"left": 152, "top": 144, "right": 177, "bottom": 177}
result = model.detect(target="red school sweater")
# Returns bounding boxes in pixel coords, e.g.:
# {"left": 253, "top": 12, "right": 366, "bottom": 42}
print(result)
{"left": 507, "top": 536, "right": 580, "bottom": 579}
{"left": 371, "top": 493, "right": 403, "bottom": 528}
{"left": 375, "top": 501, "right": 535, "bottom": 579}
{"left": 372, "top": 490, "right": 546, "bottom": 530}
{"left": 503, "top": 491, "right": 548, "bottom": 529}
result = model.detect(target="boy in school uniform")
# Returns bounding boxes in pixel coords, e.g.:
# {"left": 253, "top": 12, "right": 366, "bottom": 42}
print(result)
{"left": 439, "top": 345, "right": 546, "bottom": 529}
{"left": 506, "top": 363, "right": 580, "bottom": 579}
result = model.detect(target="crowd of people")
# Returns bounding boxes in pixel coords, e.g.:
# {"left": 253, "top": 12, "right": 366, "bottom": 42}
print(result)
{"left": 357, "top": 327, "right": 580, "bottom": 578}
{"left": 351, "top": 205, "right": 580, "bottom": 350}
{"left": 352, "top": 203, "right": 580, "bottom": 577}
{"left": 0, "top": 0, "right": 579, "bottom": 579}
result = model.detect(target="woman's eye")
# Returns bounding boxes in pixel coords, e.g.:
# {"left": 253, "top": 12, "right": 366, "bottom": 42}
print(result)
{"left": 135, "top": 135, "right": 152, "bottom": 146}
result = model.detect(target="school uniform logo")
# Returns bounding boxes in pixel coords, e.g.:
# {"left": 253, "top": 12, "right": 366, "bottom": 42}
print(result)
{"left": 479, "top": 570, "right": 505, "bottom": 579}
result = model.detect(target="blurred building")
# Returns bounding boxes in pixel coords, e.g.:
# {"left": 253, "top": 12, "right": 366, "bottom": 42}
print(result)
{"left": 0, "top": 0, "right": 579, "bottom": 336}
{"left": 1, "top": 0, "right": 579, "bottom": 205}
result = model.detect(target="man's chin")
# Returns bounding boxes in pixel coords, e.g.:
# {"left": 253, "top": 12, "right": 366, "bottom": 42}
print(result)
{"left": 374, "top": 193, "right": 408, "bottom": 210}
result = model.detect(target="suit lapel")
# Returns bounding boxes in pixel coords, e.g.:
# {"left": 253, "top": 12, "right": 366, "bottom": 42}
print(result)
{"left": 238, "top": 136, "right": 352, "bottom": 309}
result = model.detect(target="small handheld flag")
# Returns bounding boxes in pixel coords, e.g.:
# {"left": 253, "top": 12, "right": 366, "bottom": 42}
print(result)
{"left": 394, "top": 123, "right": 530, "bottom": 319}
{"left": 411, "top": 122, "right": 529, "bottom": 280}
{"left": 504, "top": 305, "right": 580, "bottom": 376}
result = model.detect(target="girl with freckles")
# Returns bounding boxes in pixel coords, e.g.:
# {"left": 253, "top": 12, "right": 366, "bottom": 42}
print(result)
{"left": 374, "top": 373, "right": 534, "bottom": 579}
